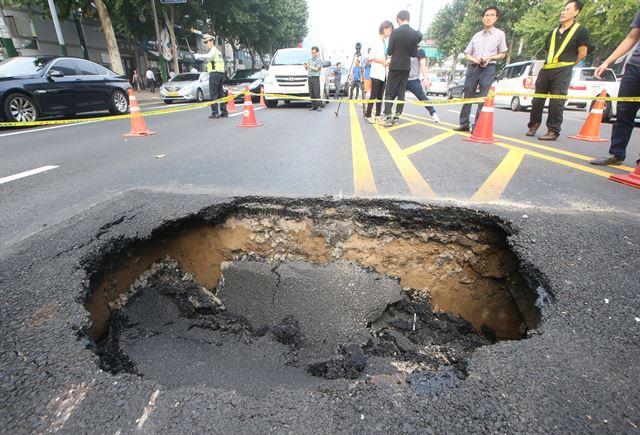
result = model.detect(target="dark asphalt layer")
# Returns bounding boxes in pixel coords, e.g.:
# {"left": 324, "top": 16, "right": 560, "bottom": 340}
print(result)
{"left": 1, "top": 98, "right": 639, "bottom": 252}
{"left": 0, "top": 193, "right": 639, "bottom": 433}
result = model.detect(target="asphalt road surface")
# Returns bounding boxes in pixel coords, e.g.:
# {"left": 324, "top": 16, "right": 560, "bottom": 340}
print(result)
{"left": 1, "top": 95, "right": 639, "bottom": 433}
{"left": 1, "top": 96, "right": 639, "bottom": 251}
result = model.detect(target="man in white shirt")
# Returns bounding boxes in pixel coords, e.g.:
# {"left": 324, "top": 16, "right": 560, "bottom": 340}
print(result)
{"left": 145, "top": 67, "right": 156, "bottom": 93}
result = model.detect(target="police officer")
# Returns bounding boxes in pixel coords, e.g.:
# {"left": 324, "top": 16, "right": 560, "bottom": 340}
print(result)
{"left": 527, "top": 1, "right": 590, "bottom": 140}
{"left": 192, "top": 34, "right": 227, "bottom": 119}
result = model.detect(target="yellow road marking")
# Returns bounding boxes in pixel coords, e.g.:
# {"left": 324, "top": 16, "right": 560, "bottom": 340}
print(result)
{"left": 402, "top": 112, "right": 635, "bottom": 172}
{"left": 470, "top": 149, "right": 525, "bottom": 202}
{"left": 402, "top": 115, "right": 615, "bottom": 178}
{"left": 404, "top": 131, "right": 456, "bottom": 156}
{"left": 349, "top": 103, "right": 377, "bottom": 195}
{"left": 374, "top": 123, "right": 437, "bottom": 198}
{"left": 385, "top": 121, "right": 418, "bottom": 132}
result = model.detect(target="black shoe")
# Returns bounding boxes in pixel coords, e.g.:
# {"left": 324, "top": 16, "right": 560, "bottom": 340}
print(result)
{"left": 453, "top": 125, "right": 470, "bottom": 132}
{"left": 309, "top": 107, "right": 317, "bottom": 111}
{"left": 209, "top": 114, "right": 219, "bottom": 119}
{"left": 590, "top": 155, "right": 624, "bottom": 166}
{"left": 220, "top": 113, "right": 229, "bottom": 118}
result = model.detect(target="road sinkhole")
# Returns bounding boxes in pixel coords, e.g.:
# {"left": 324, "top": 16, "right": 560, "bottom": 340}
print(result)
{"left": 84, "top": 200, "right": 545, "bottom": 397}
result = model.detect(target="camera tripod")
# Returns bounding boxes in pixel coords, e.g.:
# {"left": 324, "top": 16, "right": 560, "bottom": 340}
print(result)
{"left": 334, "top": 42, "right": 362, "bottom": 118}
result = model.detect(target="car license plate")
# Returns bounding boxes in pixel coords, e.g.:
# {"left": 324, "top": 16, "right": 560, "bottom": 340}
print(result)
{"left": 167, "top": 92, "right": 179, "bottom": 97}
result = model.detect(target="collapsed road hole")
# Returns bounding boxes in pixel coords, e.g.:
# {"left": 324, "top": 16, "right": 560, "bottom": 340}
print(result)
{"left": 83, "top": 200, "right": 547, "bottom": 396}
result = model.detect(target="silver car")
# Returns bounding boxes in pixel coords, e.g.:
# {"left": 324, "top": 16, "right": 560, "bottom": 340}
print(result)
{"left": 160, "top": 72, "right": 210, "bottom": 104}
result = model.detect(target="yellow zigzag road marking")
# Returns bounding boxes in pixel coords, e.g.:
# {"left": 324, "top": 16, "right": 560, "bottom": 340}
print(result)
{"left": 403, "top": 131, "right": 456, "bottom": 156}
{"left": 349, "top": 103, "right": 377, "bottom": 195}
{"left": 470, "top": 149, "right": 525, "bottom": 203}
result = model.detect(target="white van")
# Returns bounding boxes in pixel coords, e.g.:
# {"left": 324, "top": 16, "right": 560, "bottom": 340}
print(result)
{"left": 493, "top": 60, "right": 544, "bottom": 111}
{"left": 263, "top": 48, "right": 331, "bottom": 108}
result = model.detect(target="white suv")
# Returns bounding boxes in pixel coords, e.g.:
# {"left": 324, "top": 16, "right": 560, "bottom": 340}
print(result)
{"left": 493, "top": 60, "right": 544, "bottom": 111}
{"left": 263, "top": 48, "right": 331, "bottom": 108}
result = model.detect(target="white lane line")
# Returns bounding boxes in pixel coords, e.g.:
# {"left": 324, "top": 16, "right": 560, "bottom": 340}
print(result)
{"left": 0, "top": 122, "right": 98, "bottom": 138}
{"left": 0, "top": 165, "right": 59, "bottom": 185}
{"left": 142, "top": 103, "right": 189, "bottom": 111}
{"left": 449, "top": 110, "right": 460, "bottom": 114}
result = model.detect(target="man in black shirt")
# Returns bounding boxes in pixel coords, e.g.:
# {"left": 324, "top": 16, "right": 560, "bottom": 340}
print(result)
{"left": 527, "top": 0, "right": 590, "bottom": 140}
{"left": 381, "top": 10, "right": 422, "bottom": 127}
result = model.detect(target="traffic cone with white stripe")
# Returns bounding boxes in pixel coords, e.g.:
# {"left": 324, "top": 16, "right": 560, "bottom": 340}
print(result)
{"left": 227, "top": 89, "right": 238, "bottom": 113}
{"left": 124, "top": 89, "right": 155, "bottom": 137}
{"left": 569, "top": 90, "right": 608, "bottom": 142}
{"left": 260, "top": 86, "right": 267, "bottom": 107}
{"left": 610, "top": 163, "right": 640, "bottom": 189}
{"left": 464, "top": 88, "right": 498, "bottom": 144}
{"left": 237, "top": 87, "right": 262, "bottom": 128}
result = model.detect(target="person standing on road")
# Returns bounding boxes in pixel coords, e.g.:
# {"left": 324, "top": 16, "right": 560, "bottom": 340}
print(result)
{"left": 349, "top": 58, "right": 363, "bottom": 99}
{"left": 145, "top": 67, "right": 156, "bottom": 93}
{"left": 526, "top": 1, "right": 590, "bottom": 140}
{"left": 365, "top": 20, "right": 394, "bottom": 124}
{"left": 304, "top": 46, "right": 323, "bottom": 111}
{"left": 590, "top": 11, "right": 640, "bottom": 167}
{"left": 406, "top": 48, "right": 440, "bottom": 123}
{"left": 333, "top": 62, "right": 343, "bottom": 99}
{"left": 454, "top": 6, "right": 507, "bottom": 132}
{"left": 191, "top": 34, "right": 228, "bottom": 119}
{"left": 380, "top": 10, "right": 422, "bottom": 127}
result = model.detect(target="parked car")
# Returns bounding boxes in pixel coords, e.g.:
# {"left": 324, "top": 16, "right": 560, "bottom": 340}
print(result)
{"left": 567, "top": 67, "right": 619, "bottom": 122}
{"left": 262, "top": 47, "right": 331, "bottom": 108}
{"left": 328, "top": 66, "right": 348, "bottom": 96}
{"left": 493, "top": 60, "right": 544, "bottom": 111}
{"left": 224, "top": 68, "right": 266, "bottom": 102}
{"left": 426, "top": 77, "right": 448, "bottom": 96}
{"left": 447, "top": 77, "right": 473, "bottom": 99}
{"left": 0, "top": 56, "right": 131, "bottom": 122}
{"left": 160, "top": 72, "right": 210, "bottom": 104}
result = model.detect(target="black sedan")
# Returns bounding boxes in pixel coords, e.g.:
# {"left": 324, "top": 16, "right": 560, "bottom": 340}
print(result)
{"left": 0, "top": 56, "right": 132, "bottom": 122}
{"left": 447, "top": 77, "right": 481, "bottom": 99}
{"left": 224, "top": 68, "right": 265, "bottom": 102}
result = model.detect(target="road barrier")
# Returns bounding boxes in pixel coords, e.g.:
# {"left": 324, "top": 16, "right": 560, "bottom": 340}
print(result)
{"left": 569, "top": 90, "right": 608, "bottom": 142}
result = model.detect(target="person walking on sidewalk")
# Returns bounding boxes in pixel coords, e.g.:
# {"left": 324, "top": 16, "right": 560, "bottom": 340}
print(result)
{"left": 526, "top": 1, "right": 590, "bottom": 140}
{"left": 406, "top": 48, "right": 440, "bottom": 123}
{"left": 365, "top": 20, "right": 394, "bottom": 124}
{"left": 453, "top": 6, "right": 507, "bottom": 132}
{"left": 304, "top": 46, "right": 323, "bottom": 111}
{"left": 590, "top": 10, "right": 640, "bottom": 167}
{"left": 380, "top": 10, "right": 422, "bottom": 127}
{"left": 132, "top": 69, "right": 142, "bottom": 91}
{"left": 145, "top": 67, "right": 156, "bottom": 93}
{"left": 192, "top": 34, "right": 228, "bottom": 119}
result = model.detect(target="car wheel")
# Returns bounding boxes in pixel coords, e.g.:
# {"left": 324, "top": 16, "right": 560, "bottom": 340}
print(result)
{"left": 511, "top": 97, "right": 522, "bottom": 112}
{"left": 4, "top": 93, "right": 39, "bottom": 122}
{"left": 109, "top": 89, "right": 129, "bottom": 115}
{"left": 265, "top": 99, "right": 278, "bottom": 108}
{"left": 196, "top": 88, "right": 204, "bottom": 102}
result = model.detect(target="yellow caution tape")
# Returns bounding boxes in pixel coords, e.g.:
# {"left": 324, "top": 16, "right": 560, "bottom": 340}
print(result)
{"left": 2, "top": 89, "right": 639, "bottom": 128}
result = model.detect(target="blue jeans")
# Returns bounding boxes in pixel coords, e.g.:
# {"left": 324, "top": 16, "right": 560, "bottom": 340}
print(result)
{"left": 406, "top": 79, "right": 436, "bottom": 115}
{"left": 460, "top": 64, "right": 496, "bottom": 127}
{"left": 609, "top": 63, "right": 640, "bottom": 164}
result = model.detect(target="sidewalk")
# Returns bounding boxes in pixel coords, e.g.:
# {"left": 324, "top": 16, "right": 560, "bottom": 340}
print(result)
{"left": 132, "top": 89, "right": 163, "bottom": 103}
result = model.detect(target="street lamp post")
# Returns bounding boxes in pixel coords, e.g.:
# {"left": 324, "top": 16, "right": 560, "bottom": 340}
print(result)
{"left": 150, "top": 0, "right": 168, "bottom": 82}
{"left": 0, "top": 1, "right": 18, "bottom": 57}
{"left": 46, "top": 0, "right": 68, "bottom": 56}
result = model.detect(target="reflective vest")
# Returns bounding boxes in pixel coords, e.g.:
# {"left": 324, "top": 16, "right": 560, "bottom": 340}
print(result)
{"left": 206, "top": 48, "right": 225, "bottom": 73}
{"left": 543, "top": 23, "right": 581, "bottom": 70}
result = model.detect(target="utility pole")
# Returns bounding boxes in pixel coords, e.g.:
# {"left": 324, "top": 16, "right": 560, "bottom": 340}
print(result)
{"left": 73, "top": 10, "right": 89, "bottom": 60}
{"left": 418, "top": 0, "right": 424, "bottom": 33}
{"left": 150, "top": 0, "right": 168, "bottom": 82}
{"left": 0, "top": 1, "right": 18, "bottom": 57}
{"left": 47, "top": 0, "right": 67, "bottom": 55}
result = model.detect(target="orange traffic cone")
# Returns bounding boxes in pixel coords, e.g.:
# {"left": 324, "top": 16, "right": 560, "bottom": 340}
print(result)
{"left": 227, "top": 89, "right": 238, "bottom": 113}
{"left": 464, "top": 91, "right": 498, "bottom": 144}
{"left": 610, "top": 163, "right": 640, "bottom": 189}
{"left": 124, "top": 89, "right": 155, "bottom": 137}
{"left": 569, "top": 90, "right": 608, "bottom": 142}
{"left": 237, "top": 87, "right": 262, "bottom": 128}
{"left": 260, "top": 86, "right": 266, "bottom": 107}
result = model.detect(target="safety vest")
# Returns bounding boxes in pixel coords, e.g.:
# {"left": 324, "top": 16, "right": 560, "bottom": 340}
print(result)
{"left": 206, "top": 48, "right": 225, "bottom": 73}
{"left": 543, "top": 23, "right": 581, "bottom": 70}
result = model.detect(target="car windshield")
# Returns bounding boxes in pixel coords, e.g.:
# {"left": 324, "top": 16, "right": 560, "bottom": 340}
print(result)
{"left": 170, "top": 73, "right": 200, "bottom": 82}
{"left": 272, "top": 50, "right": 310, "bottom": 66}
{"left": 0, "top": 57, "right": 51, "bottom": 77}
{"left": 580, "top": 69, "right": 616, "bottom": 82}
{"left": 231, "top": 70, "right": 262, "bottom": 80}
